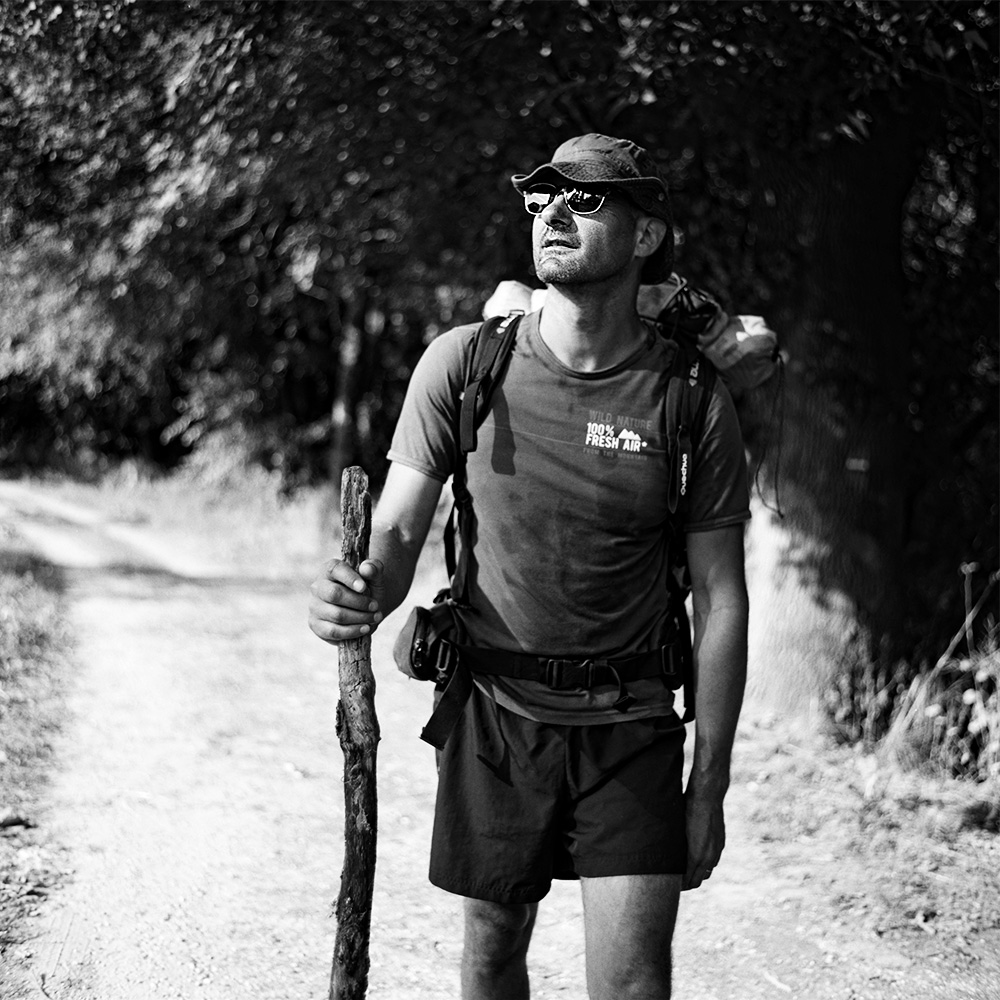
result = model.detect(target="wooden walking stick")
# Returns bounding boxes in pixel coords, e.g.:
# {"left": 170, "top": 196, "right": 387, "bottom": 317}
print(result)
{"left": 330, "top": 466, "right": 379, "bottom": 1000}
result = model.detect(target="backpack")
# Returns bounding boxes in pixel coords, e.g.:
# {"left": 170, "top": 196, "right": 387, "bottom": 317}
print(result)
{"left": 439, "top": 302, "right": 720, "bottom": 728}
{"left": 395, "top": 278, "right": 781, "bottom": 747}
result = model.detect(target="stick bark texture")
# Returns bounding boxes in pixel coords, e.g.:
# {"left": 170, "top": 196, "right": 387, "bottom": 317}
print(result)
{"left": 330, "top": 466, "right": 379, "bottom": 1000}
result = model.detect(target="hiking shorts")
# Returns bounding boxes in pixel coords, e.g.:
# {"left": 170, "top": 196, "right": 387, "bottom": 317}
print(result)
{"left": 429, "top": 684, "right": 687, "bottom": 904}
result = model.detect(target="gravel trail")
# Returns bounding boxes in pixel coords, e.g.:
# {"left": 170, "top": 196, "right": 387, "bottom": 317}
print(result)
{"left": 1, "top": 480, "right": 996, "bottom": 999}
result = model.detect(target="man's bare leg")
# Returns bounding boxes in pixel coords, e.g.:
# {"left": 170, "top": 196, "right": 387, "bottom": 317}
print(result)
{"left": 461, "top": 898, "right": 538, "bottom": 1000}
{"left": 581, "top": 873, "right": 682, "bottom": 1000}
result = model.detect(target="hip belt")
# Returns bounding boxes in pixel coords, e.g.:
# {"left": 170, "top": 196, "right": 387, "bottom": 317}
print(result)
{"left": 419, "top": 642, "right": 684, "bottom": 750}
{"left": 458, "top": 644, "right": 682, "bottom": 691}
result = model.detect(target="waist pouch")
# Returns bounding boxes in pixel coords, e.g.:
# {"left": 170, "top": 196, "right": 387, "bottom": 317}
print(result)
{"left": 394, "top": 600, "right": 688, "bottom": 750}
{"left": 392, "top": 597, "right": 466, "bottom": 687}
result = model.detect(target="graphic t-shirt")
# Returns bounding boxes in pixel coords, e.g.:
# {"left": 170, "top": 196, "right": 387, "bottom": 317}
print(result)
{"left": 387, "top": 310, "right": 750, "bottom": 724}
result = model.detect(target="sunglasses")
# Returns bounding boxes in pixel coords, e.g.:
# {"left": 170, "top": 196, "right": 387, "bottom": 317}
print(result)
{"left": 522, "top": 185, "right": 608, "bottom": 217}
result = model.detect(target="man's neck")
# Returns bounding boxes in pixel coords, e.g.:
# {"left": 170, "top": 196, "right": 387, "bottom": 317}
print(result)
{"left": 537, "top": 282, "right": 645, "bottom": 372}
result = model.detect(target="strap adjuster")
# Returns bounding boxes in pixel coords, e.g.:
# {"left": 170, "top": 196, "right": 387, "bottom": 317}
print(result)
{"left": 543, "top": 658, "right": 600, "bottom": 690}
{"left": 660, "top": 643, "right": 680, "bottom": 682}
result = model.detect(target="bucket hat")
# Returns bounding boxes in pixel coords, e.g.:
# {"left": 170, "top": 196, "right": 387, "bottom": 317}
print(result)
{"left": 512, "top": 134, "right": 673, "bottom": 282}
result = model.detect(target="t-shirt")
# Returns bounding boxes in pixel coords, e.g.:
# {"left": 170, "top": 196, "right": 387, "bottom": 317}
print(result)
{"left": 387, "top": 310, "right": 750, "bottom": 724}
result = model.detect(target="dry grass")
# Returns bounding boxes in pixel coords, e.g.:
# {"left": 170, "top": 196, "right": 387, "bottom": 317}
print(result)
{"left": 883, "top": 576, "right": 1000, "bottom": 783}
{"left": 0, "top": 531, "right": 72, "bottom": 960}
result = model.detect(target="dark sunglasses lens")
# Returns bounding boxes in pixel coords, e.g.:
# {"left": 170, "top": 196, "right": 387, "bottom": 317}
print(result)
{"left": 565, "top": 189, "right": 605, "bottom": 214}
{"left": 524, "top": 188, "right": 554, "bottom": 215}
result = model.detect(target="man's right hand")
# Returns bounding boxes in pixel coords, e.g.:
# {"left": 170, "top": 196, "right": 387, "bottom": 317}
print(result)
{"left": 308, "top": 557, "right": 385, "bottom": 644}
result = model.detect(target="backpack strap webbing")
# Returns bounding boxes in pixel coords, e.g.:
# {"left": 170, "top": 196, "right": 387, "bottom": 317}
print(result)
{"left": 663, "top": 340, "right": 716, "bottom": 724}
{"left": 665, "top": 343, "right": 716, "bottom": 517}
{"left": 446, "top": 311, "right": 522, "bottom": 604}
{"left": 459, "top": 311, "right": 523, "bottom": 455}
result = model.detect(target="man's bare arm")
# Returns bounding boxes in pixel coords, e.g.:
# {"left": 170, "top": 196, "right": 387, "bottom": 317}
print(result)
{"left": 309, "top": 463, "right": 444, "bottom": 644}
{"left": 683, "top": 523, "right": 749, "bottom": 889}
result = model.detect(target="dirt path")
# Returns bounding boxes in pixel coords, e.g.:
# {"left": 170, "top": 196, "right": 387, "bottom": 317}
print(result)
{"left": 1, "top": 480, "right": 997, "bottom": 1000}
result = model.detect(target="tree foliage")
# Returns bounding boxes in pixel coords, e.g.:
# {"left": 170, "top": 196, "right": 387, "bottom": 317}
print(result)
{"left": 0, "top": 0, "right": 997, "bottom": 712}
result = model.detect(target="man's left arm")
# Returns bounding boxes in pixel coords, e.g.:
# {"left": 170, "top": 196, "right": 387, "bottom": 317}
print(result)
{"left": 683, "top": 523, "right": 749, "bottom": 890}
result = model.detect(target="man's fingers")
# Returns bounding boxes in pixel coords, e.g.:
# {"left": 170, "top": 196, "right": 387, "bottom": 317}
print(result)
{"left": 683, "top": 793, "right": 726, "bottom": 890}
{"left": 312, "top": 559, "right": 382, "bottom": 608}
{"left": 308, "top": 557, "right": 385, "bottom": 645}
{"left": 682, "top": 824, "right": 723, "bottom": 891}
{"left": 682, "top": 862, "right": 716, "bottom": 892}
{"left": 308, "top": 597, "right": 382, "bottom": 643}
{"left": 310, "top": 577, "right": 380, "bottom": 615}
{"left": 310, "top": 617, "right": 375, "bottom": 644}
{"left": 310, "top": 597, "right": 381, "bottom": 626}
{"left": 323, "top": 557, "right": 377, "bottom": 591}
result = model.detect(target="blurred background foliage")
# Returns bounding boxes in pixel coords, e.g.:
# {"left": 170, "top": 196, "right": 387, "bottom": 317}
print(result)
{"left": 0, "top": 0, "right": 997, "bottom": 748}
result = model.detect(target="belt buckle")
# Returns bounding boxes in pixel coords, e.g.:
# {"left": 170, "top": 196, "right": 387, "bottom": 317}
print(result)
{"left": 544, "top": 658, "right": 595, "bottom": 690}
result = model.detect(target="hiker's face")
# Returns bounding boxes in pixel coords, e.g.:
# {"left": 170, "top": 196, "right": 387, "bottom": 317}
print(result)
{"left": 532, "top": 191, "right": 641, "bottom": 286}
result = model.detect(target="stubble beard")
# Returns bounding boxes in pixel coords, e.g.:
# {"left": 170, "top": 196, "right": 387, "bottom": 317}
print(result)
{"left": 535, "top": 254, "right": 632, "bottom": 290}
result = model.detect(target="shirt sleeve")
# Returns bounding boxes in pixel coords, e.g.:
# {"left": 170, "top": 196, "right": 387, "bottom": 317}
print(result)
{"left": 385, "top": 325, "right": 477, "bottom": 482}
{"left": 686, "top": 378, "right": 751, "bottom": 532}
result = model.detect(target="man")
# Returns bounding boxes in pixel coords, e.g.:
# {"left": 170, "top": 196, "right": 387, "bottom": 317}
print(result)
{"left": 309, "top": 133, "right": 749, "bottom": 1000}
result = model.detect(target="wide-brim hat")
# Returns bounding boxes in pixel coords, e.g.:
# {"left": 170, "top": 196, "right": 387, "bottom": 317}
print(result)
{"left": 512, "top": 133, "right": 673, "bottom": 283}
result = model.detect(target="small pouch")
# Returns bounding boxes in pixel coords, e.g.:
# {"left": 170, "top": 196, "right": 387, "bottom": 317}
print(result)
{"left": 392, "top": 598, "right": 465, "bottom": 687}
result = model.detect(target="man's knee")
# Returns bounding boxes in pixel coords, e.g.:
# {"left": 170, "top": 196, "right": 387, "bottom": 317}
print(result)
{"left": 592, "top": 952, "right": 673, "bottom": 1000}
{"left": 463, "top": 898, "right": 536, "bottom": 965}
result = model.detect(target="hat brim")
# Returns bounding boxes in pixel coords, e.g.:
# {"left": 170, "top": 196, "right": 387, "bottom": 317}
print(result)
{"left": 512, "top": 162, "right": 658, "bottom": 194}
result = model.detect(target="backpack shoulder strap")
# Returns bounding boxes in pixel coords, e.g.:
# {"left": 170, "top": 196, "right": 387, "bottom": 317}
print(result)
{"left": 458, "top": 311, "right": 522, "bottom": 454}
{"left": 446, "top": 310, "right": 522, "bottom": 604}
{"left": 662, "top": 339, "right": 716, "bottom": 725}
{"left": 665, "top": 340, "right": 717, "bottom": 517}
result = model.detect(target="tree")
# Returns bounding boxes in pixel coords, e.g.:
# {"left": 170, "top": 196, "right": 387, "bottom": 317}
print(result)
{"left": 1, "top": 0, "right": 996, "bottom": 736}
